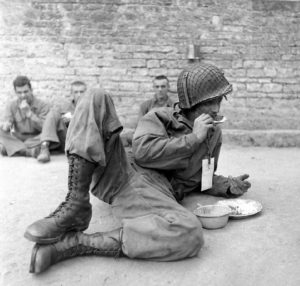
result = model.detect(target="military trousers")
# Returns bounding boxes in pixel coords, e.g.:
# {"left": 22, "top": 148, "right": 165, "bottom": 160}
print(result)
{"left": 0, "top": 129, "right": 40, "bottom": 156}
{"left": 40, "top": 109, "right": 67, "bottom": 151}
{"left": 65, "top": 89, "right": 204, "bottom": 261}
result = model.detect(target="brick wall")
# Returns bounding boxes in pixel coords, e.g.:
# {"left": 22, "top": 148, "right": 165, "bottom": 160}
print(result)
{"left": 0, "top": 0, "right": 299, "bottom": 132}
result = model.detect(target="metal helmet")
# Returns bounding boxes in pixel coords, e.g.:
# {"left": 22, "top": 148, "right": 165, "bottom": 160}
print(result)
{"left": 177, "top": 63, "right": 232, "bottom": 109}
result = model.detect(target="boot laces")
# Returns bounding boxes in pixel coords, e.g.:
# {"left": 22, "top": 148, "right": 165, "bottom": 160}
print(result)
{"left": 47, "top": 157, "right": 78, "bottom": 218}
{"left": 46, "top": 192, "right": 73, "bottom": 218}
{"left": 56, "top": 245, "right": 121, "bottom": 261}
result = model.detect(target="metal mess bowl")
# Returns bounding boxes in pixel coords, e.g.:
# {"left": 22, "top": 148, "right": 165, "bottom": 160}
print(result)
{"left": 194, "top": 205, "right": 232, "bottom": 230}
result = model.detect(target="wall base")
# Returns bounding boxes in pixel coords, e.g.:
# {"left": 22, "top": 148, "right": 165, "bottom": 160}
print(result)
{"left": 223, "top": 129, "right": 300, "bottom": 147}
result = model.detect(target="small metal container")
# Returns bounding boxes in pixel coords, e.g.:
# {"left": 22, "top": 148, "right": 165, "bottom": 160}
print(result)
{"left": 194, "top": 205, "right": 232, "bottom": 230}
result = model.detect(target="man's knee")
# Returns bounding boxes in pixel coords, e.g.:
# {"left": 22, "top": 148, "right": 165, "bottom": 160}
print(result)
{"left": 175, "top": 213, "right": 204, "bottom": 258}
{"left": 89, "top": 88, "right": 108, "bottom": 105}
{"left": 77, "top": 88, "right": 110, "bottom": 114}
{"left": 121, "top": 211, "right": 204, "bottom": 261}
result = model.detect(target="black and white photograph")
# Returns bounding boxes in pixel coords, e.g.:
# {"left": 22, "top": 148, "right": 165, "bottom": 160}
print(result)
{"left": 0, "top": 0, "right": 299, "bottom": 285}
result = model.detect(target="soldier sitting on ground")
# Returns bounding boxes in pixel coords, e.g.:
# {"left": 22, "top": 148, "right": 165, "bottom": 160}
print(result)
{"left": 0, "top": 76, "right": 49, "bottom": 158}
{"left": 24, "top": 63, "right": 251, "bottom": 274}
{"left": 138, "top": 74, "right": 175, "bottom": 120}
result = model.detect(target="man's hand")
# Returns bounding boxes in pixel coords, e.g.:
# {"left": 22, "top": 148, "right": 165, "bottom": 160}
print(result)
{"left": 0, "top": 121, "right": 12, "bottom": 132}
{"left": 227, "top": 174, "right": 251, "bottom": 196}
{"left": 62, "top": 112, "right": 73, "bottom": 125}
{"left": 19, "top": 100, "right": 32, "bottom": 118}
{"left": 192, "top": 114, "right": 214, "bottom": 142}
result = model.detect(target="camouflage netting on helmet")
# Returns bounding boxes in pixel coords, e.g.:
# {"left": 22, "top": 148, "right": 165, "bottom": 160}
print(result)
{"left": 177, "top": 63, "right": 232, "bottom": 109}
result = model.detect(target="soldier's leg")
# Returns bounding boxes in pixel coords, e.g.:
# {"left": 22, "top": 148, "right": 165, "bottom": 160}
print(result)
{"left": 0, "top": 129, "right": 27, "bottom": 156}
{"left": 26, "top": 89, "right": 203, "bottom": 273}
{"left": 25, "top": 89, "right": 129, "bottom": 243}
{"left": 29, "top": 175, "right": 204, "bottom": 274}
{"left": 112, "top": 172, "right": 204, "bottom": 261}
{"left": 38, "top": 109, "right": 67, "bottom": 162}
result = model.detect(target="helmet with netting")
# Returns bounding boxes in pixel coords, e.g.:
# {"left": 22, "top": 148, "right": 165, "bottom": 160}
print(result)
{"left": 177, "top": 63, "right": 232, "bottom": 109}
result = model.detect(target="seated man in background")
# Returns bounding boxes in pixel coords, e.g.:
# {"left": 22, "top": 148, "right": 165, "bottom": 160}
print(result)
{"left": 37, "top": 80, "right": 87, "bottom": 163}
{"left": 138, "top": 75, "right": 174, "bottom": 120}
{"left": 0, "top": 76, "right": 49, "bottom": 158}
{"left": 121, "top": 75, "right": 175, "bottom": 147}
{"left": 24, "top": 63, "right": 251, "bottom": 274}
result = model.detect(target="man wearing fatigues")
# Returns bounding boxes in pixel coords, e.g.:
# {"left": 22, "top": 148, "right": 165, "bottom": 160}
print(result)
{"left": 138, "top": 75, "right": 174, "bottom": 121}
{"left": 37, "top": 81, "right": 87, "bottom": 163}
{"left": 0, "top": 76, "right": 49, "bottom": 158}
{"left": 24, "top": 63, "right": 251, "bottom": 273}
{"left": 121, "top": 75, "right": 174, "bottom": 147}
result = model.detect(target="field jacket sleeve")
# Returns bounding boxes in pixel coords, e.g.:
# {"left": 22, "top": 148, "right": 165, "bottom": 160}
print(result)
{"left": 132, "top": 109, "right": 201, "bottom": 170}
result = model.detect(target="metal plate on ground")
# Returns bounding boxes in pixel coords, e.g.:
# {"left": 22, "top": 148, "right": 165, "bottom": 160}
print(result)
{"left": 217, "top": 199, "right": 263, "bottom": 218}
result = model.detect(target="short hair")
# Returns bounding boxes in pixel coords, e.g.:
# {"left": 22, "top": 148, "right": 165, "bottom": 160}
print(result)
{"left": 13, "top": 76, "right": 32, "bottom": 90}
{"left": 154, "top": 75, "right": 169, "bottom": 82}
{"left": 71, "top": 80, "right": 86, "bottom": 87}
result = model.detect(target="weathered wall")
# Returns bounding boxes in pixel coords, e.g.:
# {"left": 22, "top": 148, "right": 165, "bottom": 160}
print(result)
{"left": 0, "top": 0, "right": 299, "bottom": 133}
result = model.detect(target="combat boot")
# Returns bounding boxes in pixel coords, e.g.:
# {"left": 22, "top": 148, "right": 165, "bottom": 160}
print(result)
{"left": 29, "top": 228, "right": 123, "bottom": 274}
{"left": 20, "top": 146, "right": 40, "bottom": 158}
{"left": 37, "top": 143, "right": 50, "bottom": 163}
{"left": 24, "top": 154, "right": 97, "bottom": 244}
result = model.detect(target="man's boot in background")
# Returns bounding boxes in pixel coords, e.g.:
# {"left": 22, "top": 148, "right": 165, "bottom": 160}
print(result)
{"left": 37, "top": 142, "right": 50, "bottom": 163}
{"left": 17, "top": 146, "right": 40, "bottom": 158}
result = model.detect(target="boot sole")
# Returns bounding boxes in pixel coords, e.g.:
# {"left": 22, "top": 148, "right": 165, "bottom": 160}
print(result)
{"left": 37, "top": 158, "right": 50, "bottom": 163}
{"left": 29, "top": 244, "right": 39, "bottom": 273}
{"left": 24, "top": 225, "right": 88, "bottom": 244}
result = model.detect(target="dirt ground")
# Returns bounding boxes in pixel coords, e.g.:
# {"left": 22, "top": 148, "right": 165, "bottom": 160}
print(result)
{"left": 0, "top": 145, "right": 300, "bottom": 286}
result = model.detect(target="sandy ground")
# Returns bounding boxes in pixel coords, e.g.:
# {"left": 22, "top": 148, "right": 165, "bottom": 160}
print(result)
{"left": 0, "top": 145, "right": 300, "bottom": 286}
